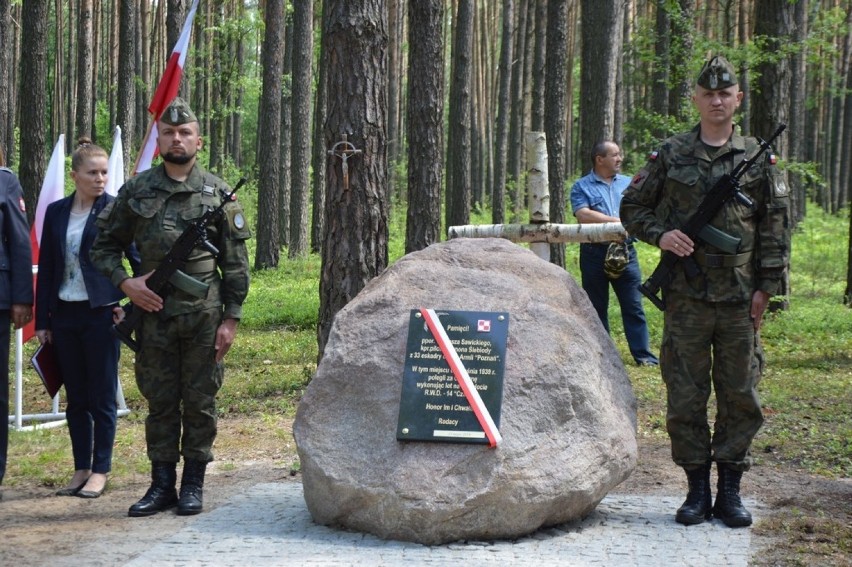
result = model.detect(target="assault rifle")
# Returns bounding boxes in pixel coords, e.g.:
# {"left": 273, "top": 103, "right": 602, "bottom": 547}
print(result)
{"left": 639, "top": 124, "right": 786, "bottom": 311}
{"left": 113, "top": 178, "right": 246, "bottom": 351}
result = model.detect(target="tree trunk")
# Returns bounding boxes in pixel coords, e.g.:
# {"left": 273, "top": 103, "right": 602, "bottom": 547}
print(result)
{"left": 651, "top": 0, "right": 670, "bottom": 130}
{"left": 0, "top": 0, "right": 11, "bottom": 161}
{"left": 752, "top": 0, "right": 793, "bottom": 311}
{"left": 491, "top": 0, "right": 513, "bottom": 224}
{"left": 116, "top": 0, "right": 136, "bottom": 170}
{"left": 507, "top": 0, "right": 528, "bottom": 217}
{"left": 254, "top": 0, "right": 284, "bottom": 269}
{"left": 787, "top": 0, "right": 808, "bottom": 224}
{"left": 545, "top": 0, "right": 569, "bottom": 268}
{"left": 579, "top": 0, "right": 624, "bottom": 147}
{"left": 669, "top": 0, "right": 695, "bottom": 121}
{"left": 405, "top": 0, "right": 444, "bottom": 253}
{"left": 279, "top": 15, "right": 293, "bottom": 249}
{"left": 18, "top": 0, "right": 48, "bottom": 220}
{"left": 319, "top": 0, "right": 389, "bottom": 358}
{"left": 530, "top": 0, "right": 546, "bottom": 132}
{"left": 289, "top": 0, "right": 314, "bottom": 258}
{"left": 445, "top": 0, "right": 473, "bottom": 230}
{"left": 76, "top": 0, "right": 95, "bottom": 142}
{"left": 310, "top": 0, "right": 330, "bottom": 254}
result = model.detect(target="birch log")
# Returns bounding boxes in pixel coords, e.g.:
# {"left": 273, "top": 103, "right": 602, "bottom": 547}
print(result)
{"left": 448, "top": 222, "right": 628, "bottom": 243}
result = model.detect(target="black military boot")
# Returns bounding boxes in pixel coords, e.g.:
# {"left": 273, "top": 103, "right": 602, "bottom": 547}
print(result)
{"left": 675, "top": 463, "right": 712, "bottom": 525}
{"left": 713, "top": 463, "right": 753, "bottom": 527}
{"left": 177, "top": 459, "right": 207, "bottom": 516}
{"left": 128, "top": 461, "right": 178, "bottom": 517}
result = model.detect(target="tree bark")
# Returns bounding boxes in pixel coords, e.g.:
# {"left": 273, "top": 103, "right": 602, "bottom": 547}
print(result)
{"left": 19, "top": 0, "right": 49, "bottom": 220}
{"left": 310, "top": 0, "right": 330, "bottom": 254}
{"left": 752, "top": 0, "right": 793, "bottom": 310}
{"left": 319, "top": 0, "right": 389, "bottom": 358}
{"left": 787, "top": 0, "right": 808, "bottom": 224}
{"left": 579, "top": 0, "right": 624, "bottom": 146}
{"left": 445, "top": 0, "right": 473, "bottom": 231}
{"left": 530, "top": 0, "right": 546, "bottom": 132}
{"left": 289, "top": 0, "right": 314, "bottom": 258}
{"left": 76, "top": 0, "right": 95, "bottom": 142}
{"left": 491, "top": 0, "right": 513, "bottom": 224}
{"left": 545, "top": 0, "right": 569, "bottom": 268}
{"left": 0, "top": 0, "right": 12, "bottom": 162}
{"left": 116, "top": 0, "right": 136, "bottom": 170}
{"left": 254, "top": 0, "right": 284, "bottom": 269}
{"left": 279, "top": 15, "right": 293, "bottom": 249}
{"left": 405, "top": 0, "right": 444, "bottom": 253}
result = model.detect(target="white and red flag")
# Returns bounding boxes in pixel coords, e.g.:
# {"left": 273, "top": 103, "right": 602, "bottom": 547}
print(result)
{"left": 105, "top": 125, "right": 124, "bottom": 196}
{"left": 24, "top": 135, "right": 66, "bottom": 342}
{"left": 134, "top": 0, "right": 199, "bottom": 174}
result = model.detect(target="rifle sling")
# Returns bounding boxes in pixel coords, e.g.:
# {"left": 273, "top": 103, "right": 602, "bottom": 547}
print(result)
{"left": 693, "top": 250, "right": 753, "bottom": 268}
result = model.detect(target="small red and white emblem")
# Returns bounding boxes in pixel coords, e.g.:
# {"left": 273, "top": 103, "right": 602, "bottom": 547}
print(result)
{"left": 477, "top": 319, "right": 491, "bottom": 333}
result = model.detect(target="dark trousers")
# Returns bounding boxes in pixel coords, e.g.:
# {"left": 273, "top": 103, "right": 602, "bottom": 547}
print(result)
{"left": 0, "top": 310, "right": 9, "bottom": 485}
{"left": 52, "top": 301, "right": 119, "bottom": 474}
{"left": 579, "top": 243, "right": 658, "bottom": 365}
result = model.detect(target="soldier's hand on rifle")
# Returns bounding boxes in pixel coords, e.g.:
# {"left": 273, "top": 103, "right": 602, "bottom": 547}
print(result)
{"left": 119, "top": 272, "right": 164, "bottom": 313}
{"left": 660, "top": 230, "right": 694, "bottom": 257}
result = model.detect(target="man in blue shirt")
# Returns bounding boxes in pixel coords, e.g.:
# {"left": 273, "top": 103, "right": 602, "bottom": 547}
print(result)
{"left": 570, "top": 141, "right": 658, "bottom": 366}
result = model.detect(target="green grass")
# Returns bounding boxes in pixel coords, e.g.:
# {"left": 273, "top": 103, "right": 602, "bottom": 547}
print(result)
{"left": 7, "top": 201, "right": 851, "bottom": 483}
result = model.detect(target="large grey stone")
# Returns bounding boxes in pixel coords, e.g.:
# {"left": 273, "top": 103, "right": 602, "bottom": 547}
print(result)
{"left": 293, "top": 238, "right": 637, "bottom": 545}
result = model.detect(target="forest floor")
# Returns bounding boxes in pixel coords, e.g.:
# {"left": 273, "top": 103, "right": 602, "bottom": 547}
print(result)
{"left": 0, "top": 416, "right": 849, "bottom": 566}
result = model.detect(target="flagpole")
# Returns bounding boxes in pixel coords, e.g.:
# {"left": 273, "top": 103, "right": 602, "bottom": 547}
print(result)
{"left": 132, "top": 120, "right": 156, "bottom": 176}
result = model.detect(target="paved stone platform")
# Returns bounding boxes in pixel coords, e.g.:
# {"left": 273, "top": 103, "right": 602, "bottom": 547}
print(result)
{"left": 125, "top": 482, "right": 756, "bottom": 566}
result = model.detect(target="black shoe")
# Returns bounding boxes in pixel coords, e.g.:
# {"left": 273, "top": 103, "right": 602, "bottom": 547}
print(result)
{"left": 128, "top": 461, "right": 178, "bottom": 517}
{"left": 713, "top": 464, "right": 752, "bottom": 527}
{"left": 177, "top": 459, "right": 207, "bottom": 516}
{"left": 675, "top": 463, "right": 712, "bottom": 525}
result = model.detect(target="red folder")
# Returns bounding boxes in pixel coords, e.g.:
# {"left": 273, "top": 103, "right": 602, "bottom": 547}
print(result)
{"left": 32, "top": 342, "right": 63, "bottom": 398}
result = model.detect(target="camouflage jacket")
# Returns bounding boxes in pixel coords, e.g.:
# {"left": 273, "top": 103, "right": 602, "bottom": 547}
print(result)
{"left": 620, "top": 125, "right": 790, "bottom": 302}
{"left": 90, "top": 164, "right": 250, "bottom": 319}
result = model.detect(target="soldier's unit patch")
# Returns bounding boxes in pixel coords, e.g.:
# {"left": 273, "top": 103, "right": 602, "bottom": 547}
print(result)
{"left": 233, "top": 212, "right": 246, "bottom": 230}
{"left": 773, "top": 176, "right": 788, "bottom": 197}
{"left": 631, "top": 170, "right": 648, "bottom": 187}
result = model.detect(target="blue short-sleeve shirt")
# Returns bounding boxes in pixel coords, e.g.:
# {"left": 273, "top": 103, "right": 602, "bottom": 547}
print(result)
{"left": 570, "top": 171, "right": 632, "bottom": 218}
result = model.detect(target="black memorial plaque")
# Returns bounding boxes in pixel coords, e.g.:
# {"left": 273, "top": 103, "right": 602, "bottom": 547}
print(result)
{"left": 396, "top": 309, "right": 508, "bottom": 444}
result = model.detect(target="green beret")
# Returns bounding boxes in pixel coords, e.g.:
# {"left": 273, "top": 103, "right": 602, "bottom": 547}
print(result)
{"left": 696, "top": 55, "right": 738, "bottom": 90}
{"left": 160, "top": 97, "right": 197, "bottom": 125}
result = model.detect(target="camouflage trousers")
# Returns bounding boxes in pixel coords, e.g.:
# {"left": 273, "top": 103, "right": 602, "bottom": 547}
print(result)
{"left": 661, "top": 292, "right": 764, "bottom": 472}
{"left": 136, "top": 307, "right": 224, "bottom": 463}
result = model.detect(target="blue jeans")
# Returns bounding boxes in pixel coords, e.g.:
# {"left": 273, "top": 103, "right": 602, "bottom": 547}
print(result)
{"left": 579, "top": 243, "right": 659, "bottom": 365}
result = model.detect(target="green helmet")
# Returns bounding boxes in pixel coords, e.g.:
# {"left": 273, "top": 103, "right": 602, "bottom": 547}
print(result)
{"left": 604, "top": 242, "right": 630, "bottom": 279}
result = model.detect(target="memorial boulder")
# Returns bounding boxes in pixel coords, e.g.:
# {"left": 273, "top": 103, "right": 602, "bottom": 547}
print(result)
{"left": 293, "top": 237, "right": 637, "bottom": 545}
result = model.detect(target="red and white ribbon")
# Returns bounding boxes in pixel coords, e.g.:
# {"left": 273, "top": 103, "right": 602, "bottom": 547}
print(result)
{"left": 420, "top": 308, "right": 502, "bottom": 448}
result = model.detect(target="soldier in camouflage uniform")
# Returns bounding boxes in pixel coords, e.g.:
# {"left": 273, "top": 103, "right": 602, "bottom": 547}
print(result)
{"left": 620, "top": 56, "right": 790, "bottom": 528}
{"left": 90, "top": 98, "right": 250, "bottom": 517}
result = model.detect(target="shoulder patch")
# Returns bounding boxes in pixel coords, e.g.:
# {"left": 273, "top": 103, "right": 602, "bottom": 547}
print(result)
{"left": 630, "top": 169, "right": 649, "bottom": 189}
{"left": 773, "top": 175, "right": 788, "bottom": 197}
{"left": 648, "top": 150, "right": 659, "bottom": 162}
